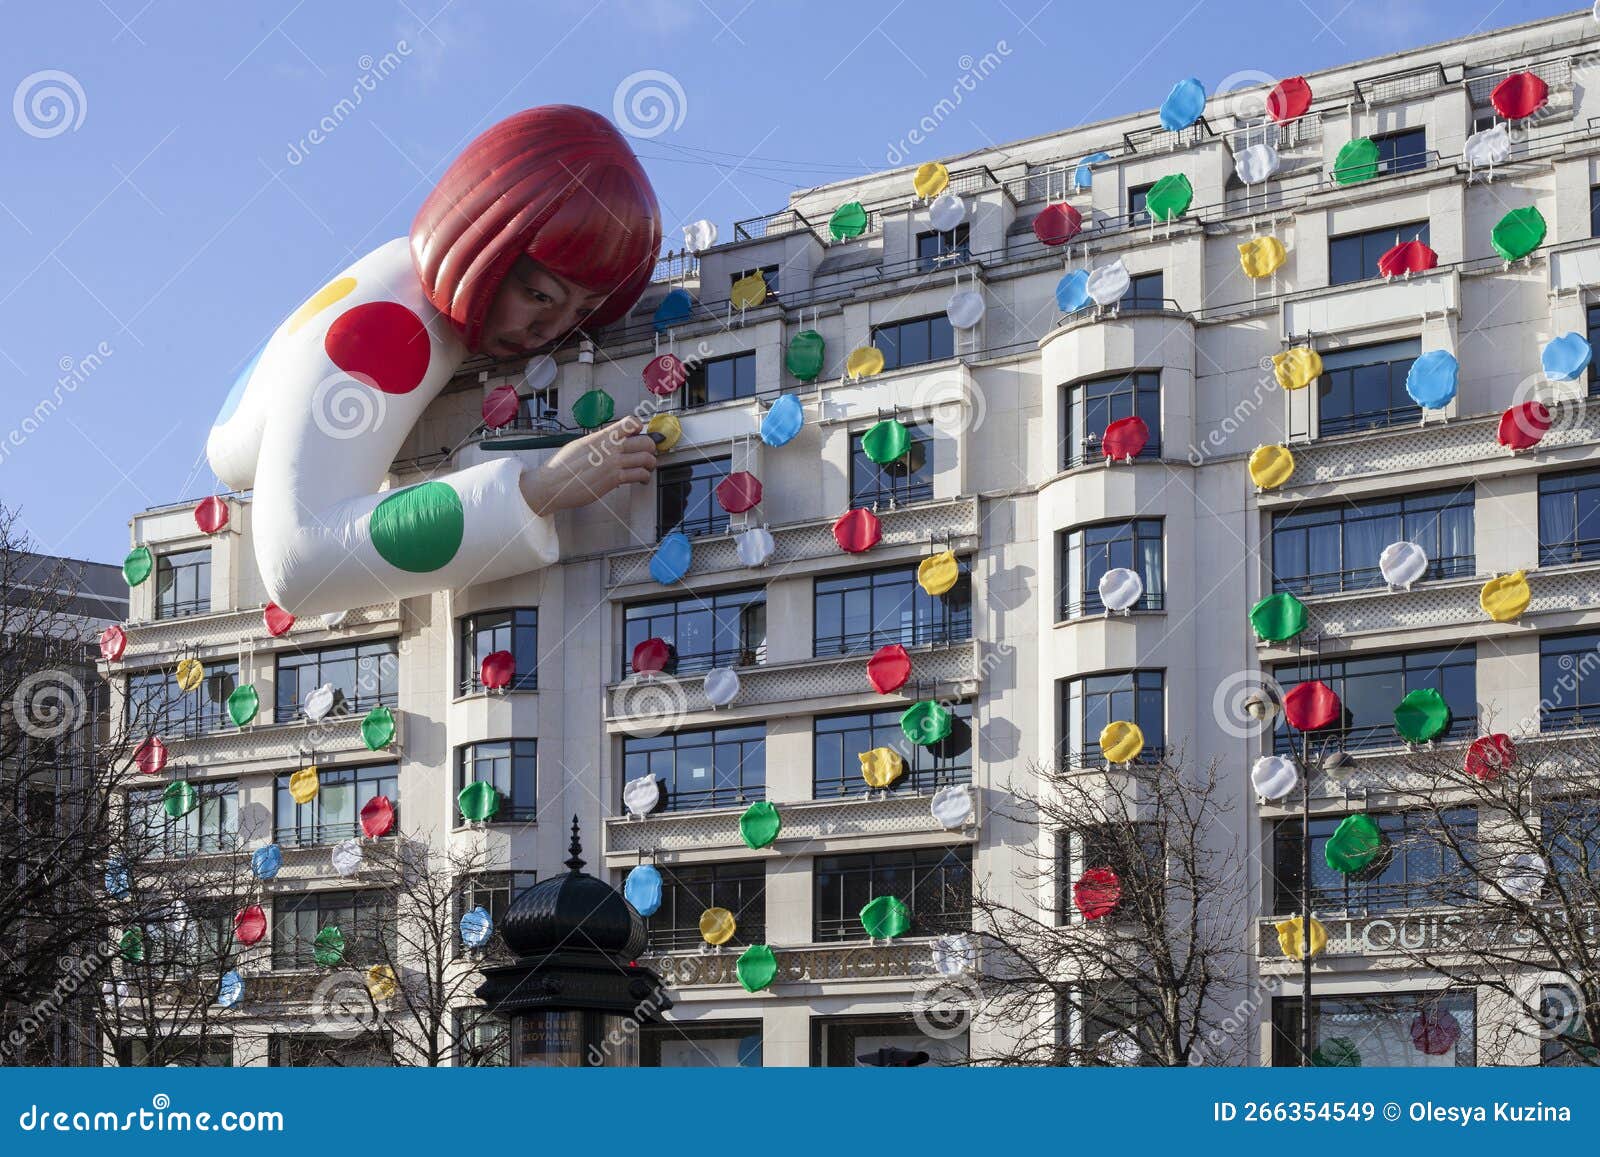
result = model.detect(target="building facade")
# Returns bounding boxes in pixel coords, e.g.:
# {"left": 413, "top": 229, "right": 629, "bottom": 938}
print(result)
{"left": 106, "top": 10, "right": 1600, "bottom": 1065}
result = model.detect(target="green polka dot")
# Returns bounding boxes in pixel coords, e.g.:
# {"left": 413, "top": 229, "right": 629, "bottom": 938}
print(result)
{"left": 572, "top": 388, "right": 615, "bottom": 430}
{"left": 123, "top": 546, "right": 152, "bottom": 586}
{"left": 370, "top": 481, "right": 464, "bottom": 573}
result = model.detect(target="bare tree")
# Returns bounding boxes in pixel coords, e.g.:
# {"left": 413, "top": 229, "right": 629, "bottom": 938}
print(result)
{"left": 967, "top": 750, "right": 1247, "bottom": 1066}
{"left": 0, "top": 505, "right": 142, "bottom": 1065}
{"left": 1371, "top": 727, "right": 1600, "bottom": 1065}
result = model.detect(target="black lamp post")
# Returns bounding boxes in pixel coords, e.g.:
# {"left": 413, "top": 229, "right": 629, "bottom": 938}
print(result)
{"left": 476, "top": 816, "right": 671, "bottom": 1066}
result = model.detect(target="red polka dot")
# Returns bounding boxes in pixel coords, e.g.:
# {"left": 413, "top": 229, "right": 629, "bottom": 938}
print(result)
{"left": 324, "top": 301, "right": 431, "bottom": 395}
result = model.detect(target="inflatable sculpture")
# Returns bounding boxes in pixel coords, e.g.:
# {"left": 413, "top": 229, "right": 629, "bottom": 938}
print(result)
{"left": 206, "top": 106, "right": 662, "bottom": 615}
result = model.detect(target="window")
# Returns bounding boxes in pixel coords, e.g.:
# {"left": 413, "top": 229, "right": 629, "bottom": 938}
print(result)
{"left": 154, "top": 549, "right": 210, "bottom": 619}
{"left": 1329, "top": 222, "right": 1429, "bottom": 286}
{"left": 1540, "top": 983, "right": 1597, "bottom": 1066}
{"left": 813, "top": 703, "right": 974, "bottom": 798}
{"left": 622, "top": 587, "right": 766, "bottom": 676}
{"left": 871, "top": 314, "right": 955, "bottom": 372}
{"left": 1270, "top": 991, "right": 1474, "bottom": 1067}
{"left": 275, "top": 762, "right": 398, "bottom": 846}
{"left": 458, "top": 608, "right": 537, "bottom": 694}
{"left": 272, "top": 890, "right": 393, "bottom": 971}
{"left": 1272, "top": 646, "right": 1475, "bottom": 753}
{"left": 1541, "top": 798, "right": 1600, "bottom": 885}
{"left": 517, "top": 389, "right": 559, "bottom": 425}
{"left": 117, "top": 1037, "right": 232, "bottom": 1067}
{"left": 1317, "top": 338, "right": 1422, "bottom": 435}
{"left": 1540, "top": 631, "right": 1600, "bottom": 731}
{"left": 812, "top": 1014, "right": 967, "bottom": 1067}
{"left": 455, "top": 1010, "right": 511, "bottom": 1067}
{"left": 1070, "top": 983, "right": 1147, "bottom": 1064}
{"left": 1589, "top": 305, "right": 1600, "bottom": 396}
{"left": 129, "top": 780, "right": 238, "bottom": 857}
{"left": 275, "top": 638, "right": 399, "bottom": 721}
{"left": 1126, "top": 271, "right": 1164, "bottom": 310}
{"left": 125, "top": 660, "right": 238, "bottom": 738}
{"left": 268, "top": 1032, "right": 392, "bottom": 1067}
{"left": 1060, "top": 519, "right": 1164, "bottom": 618}
{"left": 1128, "top": 183, "right": 1152, "bottom": 225}
{"left": 642, "top": 1021, "right": 763, "bottom": 1067}
{"left": 1060, "top": 370, "right": 1161, "bottom": 468}
{"left": 850, "top": 421, "right": 934, "bottom": 507}
{"left": 657, "top": 456, "right": 731, "bottom": 538}
{"left": 1372, "top": 127, "right": 1427, "bottom": 176}
{"left": 455, "top": 741, "right": 537, "bottom": 823}
{"left": 1060, "top": 671, "right": 1165, "bottom": 768}
{"left": 644, "top": 861, "right": 765, "bottom": 952}
{"left": 731, "top": 264, "right": 780, "bottom": 295}
{"left": 813, "top": 562, "right": 971, "bottom": 656}
{"left": 1271, "top": 490, "right": 1474, "bottom": 596}
{"left": 814, "top": 846, "right": 971, "bottom": 941}
{"left": 462, "top": 871, "right": 537, "bottom": 932}
{"left": 1270, "top": 809, "right": 1476, "bottom": 915}
{"left": 917, "top": 225, "right": 970, "bottom": 270}
{"left": 1592, "top": 187, "right": 1600, "bottom": 239}
{"left": 1057, "top": 824, "right": 1164, "bottom": 924}
{"left": 622, "top": 723, "right": 765, "bottom": 812}
{"left": 1538, "top": 468, "right": 1600, "bottom": 566}
{"left": 684, "top": 352, "right": 756, "bottom": 408}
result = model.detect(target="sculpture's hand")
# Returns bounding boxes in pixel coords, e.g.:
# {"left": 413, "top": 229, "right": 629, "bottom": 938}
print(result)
{"left": 520, "top": 416, "right": 659, "bottom": 517}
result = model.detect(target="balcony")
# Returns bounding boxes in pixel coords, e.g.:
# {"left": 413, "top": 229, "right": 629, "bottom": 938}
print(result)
{"left": 1255, "top": 559, "right": 1600, "bottom": 648}
{"left": 605, "top": 496, "right": 979, "bottom": 590}
{"left": 601, "top": 790, "right": 979, "bottom": 865}
{"left": 154, "top": 708, "right": 399, "bottom": 768}
{"left": 604, "top": 638, "right": 980, "bottom": 731}
{"left": 643, "top": 937, "right": 944, "bottom": 990}
{"left": 1256, "top": 908, "right": 1500, "bottom": 967}
{"left": 1258, "top": 404, "right": 1600, "bottom": 498}
{"left": 1281, "top": 268, "right": 1456, "bottom": 339}
{"left": 112, "top": 601, "right": 402, "bottom": 661}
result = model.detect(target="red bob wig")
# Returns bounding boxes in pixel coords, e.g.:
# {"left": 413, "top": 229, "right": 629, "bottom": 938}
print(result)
{"left": 410, "top": 105, "right": 661, "bottom": 352}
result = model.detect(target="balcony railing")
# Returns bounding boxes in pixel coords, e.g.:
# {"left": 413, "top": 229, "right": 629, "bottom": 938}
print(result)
{"left": 813, "top": 764, "right": 970, "bottom": 801}
{"left": 813, "top": 620, "right": 971, "bottom": 659}
{"left": 617, "top": 644, "right": 760, "bottom": 682}
{"left": 274, "top": 690, "right": 398, "bottom": 725}
{"left": 1539, "top": 541, "right": 1600, "bottom": 568}
{"left": 1273, "top": 715, "right": 1477, "bottom": 756}
{"left": 645, "top": 924, "right": 767, "bottom": 954}
{"left": 1061, "top": 590, "right": 1166, "bottom": 620}
{"left": 654, "top": 783, "right": 765, "bottom": 814}
{"left": 1273, "top": 555, "right": 1474, "bottom": 598}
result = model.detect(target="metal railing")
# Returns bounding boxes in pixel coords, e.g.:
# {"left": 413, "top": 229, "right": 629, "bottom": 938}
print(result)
{"left": 655, "top": 783, "right": 766, "bottom": 814}
{"left": 1539, "top": 541, "right": 1600, "bottom": 568}
{"left": 1273, "top": 716, "right": 1477, "bottom": 756}
{"left": 1465, "top": 56, "right": 1572, "bottom": 109}
{"left": 651, "top": 249, "right": 700, "bottom": 283}
{"left": 732, "top": 207, "right": 820, "bottom": 243}
{"left": 1354, "top": 62, "right": 1447, "bottom": 107}
{"left": 1061, "top": 590, "right": 1166, "bottom": 620}
{"left": 646, "top": 923, "right": 766, "bottom": 954}
{"left": 274, "top": 819, "right": 399, "bottom": 847}
{"left": 812, "top": 619, "right": 972, "bottom": 659}
{"left": 618, "top": 644, "right": 760, "bottom": 681}
{"left": 813, "top": 764, "right": 971, "bottom": 801}
{"left": 1273, "top": 555, "right": 1476, "bottom": 598}
{"left": 1122, "top": 116, "right": 1213, "bottom": 155}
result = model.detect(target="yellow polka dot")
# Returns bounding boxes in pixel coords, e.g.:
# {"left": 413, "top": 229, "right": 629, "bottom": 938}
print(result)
{"left": 286, "top": 276, "right": 358, "bottom": 335}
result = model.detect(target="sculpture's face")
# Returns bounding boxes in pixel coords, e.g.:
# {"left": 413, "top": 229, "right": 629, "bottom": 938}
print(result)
{"left": 480, "top": 255, "right": 608, "bottom": 358}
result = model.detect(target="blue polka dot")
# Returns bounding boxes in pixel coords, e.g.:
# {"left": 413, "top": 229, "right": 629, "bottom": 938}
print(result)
{"left": 213, "top": 346, "right": 263, "bottom": 427}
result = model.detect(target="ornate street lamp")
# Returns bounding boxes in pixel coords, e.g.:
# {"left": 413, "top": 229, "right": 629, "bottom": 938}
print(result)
{"left": 477, "top": 816, "right": 671, "bottom": 1066}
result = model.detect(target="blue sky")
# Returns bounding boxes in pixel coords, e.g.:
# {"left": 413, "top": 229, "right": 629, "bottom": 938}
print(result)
{"left": 0, "top": 0, "right": 1577, "bottom": 563}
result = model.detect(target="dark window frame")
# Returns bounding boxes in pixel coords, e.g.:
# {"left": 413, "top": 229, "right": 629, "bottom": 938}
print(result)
{"left": 850, "top": 420, "right": 935, "bottom": 508}
{"left": 1270, "top": 808, "right": 1477, "bottom": 916}
{"left": 622, "top": 587, "right": 766, "bottom": 677}
{"left": 1372, "top": 127, "right": 1428, "bottom": 176}
{"left": 128, "top": 779, "right": 239, "bottom": 857}
{"left": 1272, "top": 645, "right": 1476, "bottom": 753}
{"left": 458, "top": 608, "right": 538, "bottom": 695}
{"left": 125, "top": 660, "right": 239, "bottom": 738}
{"left": 644, "top": 861, "right": 767, "bottom": 952}
{"left": 684, "top": 352, "right": 758, "bottom": 409}
{"left": 1316, "top": 337, "right": 1423, "bottom": 435}
{"left": 274, "top": 762, "right": 399, "bottom": 846}
{"left": 812, "top": 703, "right": 974, "bottom": 799}
{"left": 813, "top": 561, "right": 972, "bottom": 657}
{"left": 1059, "top": 670, "right": 1166, "bottom": 768}
{"left": 1328, "top": 221, "right": 1430, "bottom": 287}
{"left": 1059, "top": 518, "right": 1165, "bottom": 618}
{"left": 1540, "top": 630, "right": 1600, "bottom": 731}
{"left": 274, "top": 638, "right": 399, "bottom": 721}
{"left": 916, "top": 225, "right": 970, "bottom": 271}
{"left": 1060, "top": 370, "right": 1162, "bottom": 468}
{"left": 813, "top": 846, "right": 972, "bottom": 942}
{"left": 270, "top": 888, "right": 394, "bottom": 971}
{"left": 1270, "top": 990, "right": 1475, "bottom": 1067}
{"left": 870, "top": 314, "right": 955, "bottom": 372}
{"left": 154, "top": 548, "right": 211, "bottom": 619}
{"left": 1270, "top": 489, "right": 1475, "bottom": 596}
{"left": 622, "top": 723, "right": 766, "bottom": 813}
{"left": 657, "top": 456, "right": 732, "bottom": 538}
